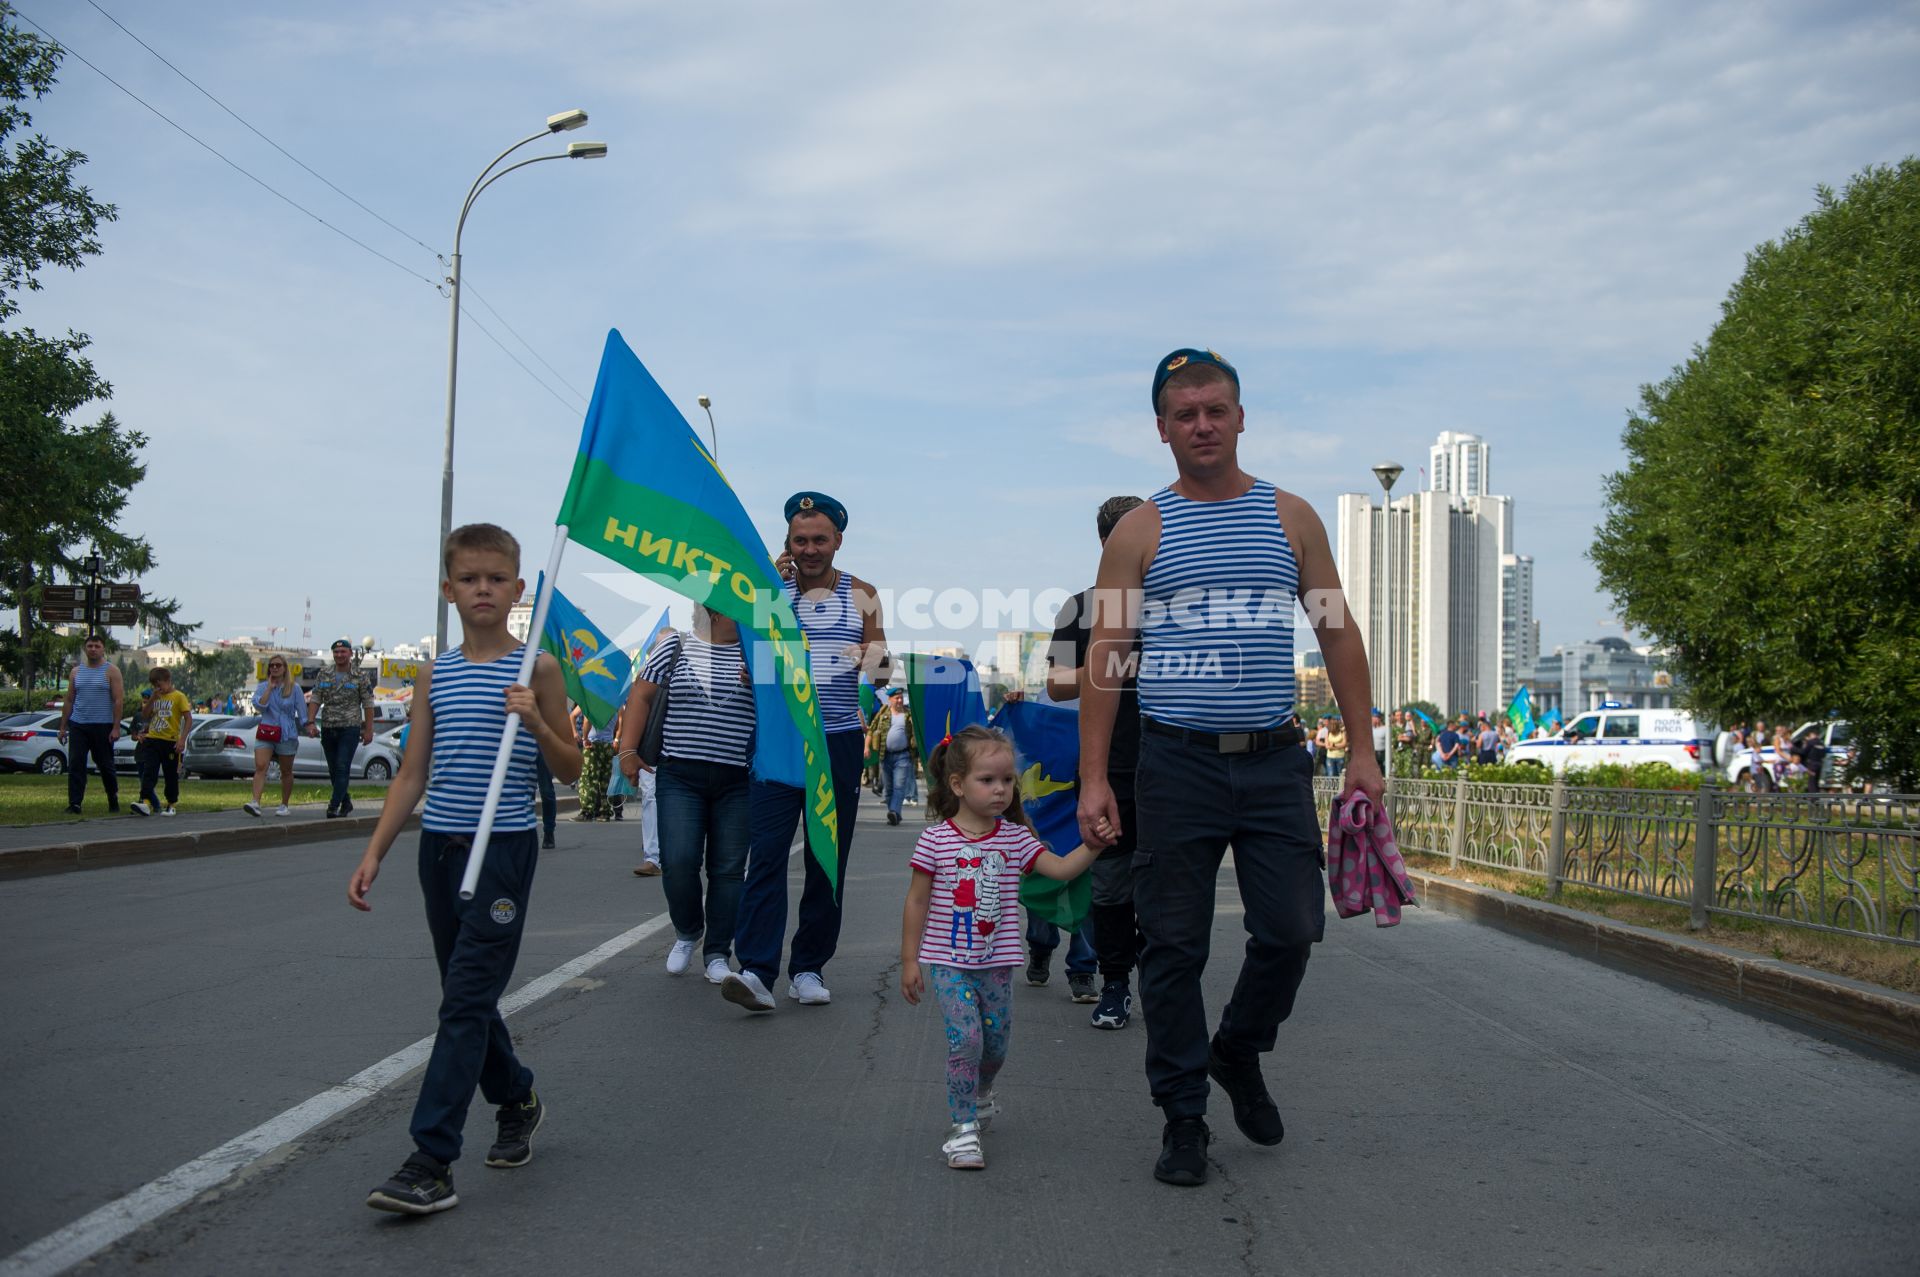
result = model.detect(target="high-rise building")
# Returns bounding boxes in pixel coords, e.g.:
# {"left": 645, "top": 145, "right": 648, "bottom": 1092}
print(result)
{"left": 1337, "top": 431, "right": 1531, "bottom": 716}
{"left": 1500, "top": 554, "right": 1537, "bottom": 705}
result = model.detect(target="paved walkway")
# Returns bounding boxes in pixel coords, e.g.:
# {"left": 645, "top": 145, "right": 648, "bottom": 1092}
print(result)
{"left": 3, "top": 804, "right": 1916, "bottom": 1275}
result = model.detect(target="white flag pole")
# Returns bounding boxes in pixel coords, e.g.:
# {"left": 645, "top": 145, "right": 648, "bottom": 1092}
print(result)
{"left": 459, "top": 524, "right": 570, "bottom": 900}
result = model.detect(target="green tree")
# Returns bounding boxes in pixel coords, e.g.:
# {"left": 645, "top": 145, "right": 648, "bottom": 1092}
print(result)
{"left": 0, "top": 3, "right": 193, "bottom": 693}
{"left": 170, "top": 647, "right": 251, "bottom": 707}
{"left": 1593, "top": 159, "right": 1920, "bottom": 788}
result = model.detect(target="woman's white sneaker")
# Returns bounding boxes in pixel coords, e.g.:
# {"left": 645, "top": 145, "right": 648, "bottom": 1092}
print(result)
{"left": 275, "top": 806, "right": 291, "bottom": 816}
{"left": 665, "top": 939, "right": 696, "bottom": 975}
{"left": 942, "top": 1121, "right": 985, "bottom": 1170}
{"left": 243, "top": 802, "right": 262, "bottom": 818}
{"left": 704, "top": 957, "right": 731, "bottom": 985}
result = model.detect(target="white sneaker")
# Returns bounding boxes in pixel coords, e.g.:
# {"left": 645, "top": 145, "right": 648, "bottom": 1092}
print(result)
{"left": 665, "top": 939, "right": 696, "bottom": 975}
{"left": 942, "top": 1121, "right": 985, "bottom": 1170}
{"left": 788, "top": 972, "right": 832, "bottom": 1005}
{"left": 243, "top": 802, "right": 262, "bottom": 818}
{"left": 161, "top": 807, "right": 177, "bottom": 817}
{"left": 275, "top": 805, "right": 291, "bottom": 816}
{"left": 704, "top": 957, "right": 731, "bottom": 985}
{"left": 721, "top": 971, "right": 776, "bottom": 1012}
{"left": 129, "top": 801, "right": 151, "bottom": 817}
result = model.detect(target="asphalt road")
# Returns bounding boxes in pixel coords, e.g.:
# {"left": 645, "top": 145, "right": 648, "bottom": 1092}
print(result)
{"left": 4, "top": 802, "right": 1917, "bottom": 1275}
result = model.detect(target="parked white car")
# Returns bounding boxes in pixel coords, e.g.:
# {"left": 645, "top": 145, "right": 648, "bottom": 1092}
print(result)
{"left": 0, "top": 711, "right": 68, "bottom": 774}
{"left": 1506, "top": 705, "right": 1714, "bottom": 775}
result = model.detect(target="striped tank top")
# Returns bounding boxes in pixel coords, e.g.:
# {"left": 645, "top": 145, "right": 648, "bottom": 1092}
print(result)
{"left": 422, "top": 645, "right": 540, "bottom": 833}
{"left": 1138, "top": 479, "right": 1299, "bottom": 731}
{"left": 788, "top": 572, "right": 865, "bottom": 734}
{"left": 68, "top": 662, "right": 115, "bottom": 724}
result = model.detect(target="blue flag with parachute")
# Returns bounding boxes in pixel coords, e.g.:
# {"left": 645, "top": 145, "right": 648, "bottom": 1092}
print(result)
{"left": 990, "top": 698, "right": 1092, "bottom": 931}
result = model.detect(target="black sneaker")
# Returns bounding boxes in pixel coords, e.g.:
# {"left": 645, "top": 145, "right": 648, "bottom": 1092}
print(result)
{"left": 65, "top": 805, "right": 82, "bottom": 815}
{"left": 325, "top": 805, "right": 341, "bottom": 819}
{"left": 886, "top": 810, "right": 900, "bottom": 826}
{"left": 1207, "top": 1035, "right": 1285, "bottom": 1146}
{"left": 542, "top": 832, "right": 556, "bottom": 850}
{"left": 107, "top": 797, "right": 120, "bottom": 813}
{"left": 1067, "top": 972, "right": 1099, "bottom": 1003}
{"left": 1025, "top": 949, "right": 1051, "bottom": 987}
{"left": 341, "top": 798, "right": 354, "bottom": 815}
{"left": 486, "top": 1091, "right": 544, "bottom": 1167}
{"left": 1090, "top": 981, "right": 1132, "bottom": 1029}
{"left": 1155, "top": 1117, "right": 1210, "bottom": 1186}
{"left": 366, "top": 1152, "right": 457, "bottom": 1214}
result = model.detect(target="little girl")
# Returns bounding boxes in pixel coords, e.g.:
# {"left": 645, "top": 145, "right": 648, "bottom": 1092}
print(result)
{"left": 900, "top": 725, "right": 1097, "bottom": 1170}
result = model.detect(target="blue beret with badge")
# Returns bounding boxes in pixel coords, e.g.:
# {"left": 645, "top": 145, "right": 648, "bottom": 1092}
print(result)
{"left": 1152, "top": 347, "right": 1239, "bottom": 410}
{"left": 784, "top": 490, "right": 848, "bottom": 531}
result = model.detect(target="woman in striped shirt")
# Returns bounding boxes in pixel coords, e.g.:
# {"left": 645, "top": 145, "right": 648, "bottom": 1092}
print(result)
{"left": 618, "top": 604, "right": 756, "bottom": 983}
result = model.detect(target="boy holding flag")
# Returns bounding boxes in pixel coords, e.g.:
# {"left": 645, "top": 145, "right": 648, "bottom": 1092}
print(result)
{"left": 347, "top": 523, "right": 582, "bottom": 1215}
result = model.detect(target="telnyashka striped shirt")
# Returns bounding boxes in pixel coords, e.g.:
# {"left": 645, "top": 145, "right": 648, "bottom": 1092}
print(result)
{"left": 68, "top": 662, "right": 115, "bottom": 724}
{"left": 788, "top": 573, "right": 865, "bottom": 735}
{"left": 1138, "top": 479, "right": 1299, "bottom": 730}
{"left": 639, "top": 633, "right": 754, "bottom": 767}
{"left": 423, "top": 645, "right": 539, "bottom": 833}
{"left": 910, "top": 819, "right": 1046, "bottom": 969}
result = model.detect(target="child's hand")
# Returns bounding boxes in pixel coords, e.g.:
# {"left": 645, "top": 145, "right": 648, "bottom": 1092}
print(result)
{"left": 503, "top": 683, "right": 538, "bottom": 721}
{"left": 900, "top": 959, "right": 923, "bottom": 1005}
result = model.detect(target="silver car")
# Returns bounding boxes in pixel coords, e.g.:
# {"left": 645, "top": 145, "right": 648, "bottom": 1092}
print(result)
{"left": 0, "top": 711, "right": 67, "bottom": 774}
{"left": 183, "top": 717, "right": 399, "bottom": 781}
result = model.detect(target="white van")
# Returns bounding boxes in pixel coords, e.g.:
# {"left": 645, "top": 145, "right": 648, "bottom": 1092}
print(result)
{"left": 1506, "top": 704, "right": 1714, "bottom": 775}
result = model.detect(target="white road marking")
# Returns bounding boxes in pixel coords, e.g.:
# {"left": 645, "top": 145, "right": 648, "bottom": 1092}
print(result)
{"left": 1, "top": 911, "right": 675, "bottom": 1277}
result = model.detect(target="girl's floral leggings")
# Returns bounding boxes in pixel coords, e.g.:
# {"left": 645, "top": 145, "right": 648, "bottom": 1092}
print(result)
{"left": 927, "top": 962, "right": 1014, "bottom": 1125}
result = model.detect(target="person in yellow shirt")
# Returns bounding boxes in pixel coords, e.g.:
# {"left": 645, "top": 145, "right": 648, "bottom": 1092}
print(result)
{"left": 131, "top": 668, "right": 192, "bottom": 817}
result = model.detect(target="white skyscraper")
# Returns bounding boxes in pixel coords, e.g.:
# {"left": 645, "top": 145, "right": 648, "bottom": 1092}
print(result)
{"left": 1337, "top": 431, "right": 1530, "bottom": 715}
{"left": 1500, "top": 554, "right": 1537, "bottom": 705}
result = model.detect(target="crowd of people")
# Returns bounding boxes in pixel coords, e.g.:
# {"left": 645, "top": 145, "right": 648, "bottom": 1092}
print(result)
{"left": 342, "top": 347, "right": 1387, "bottom": 1216}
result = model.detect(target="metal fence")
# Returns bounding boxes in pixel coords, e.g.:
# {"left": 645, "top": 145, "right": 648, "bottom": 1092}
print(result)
{"left": 1313, "top": 774, "right": 1920, "bottom": 946}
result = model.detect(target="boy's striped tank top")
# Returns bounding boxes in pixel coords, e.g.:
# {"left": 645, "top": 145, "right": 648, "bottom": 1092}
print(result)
{"left": 1138, "top": 479, "right": 1299, "bottom": 731}
{"left": 788, "top": 572, "right": 865, "bottom": 734}
{"left": 423, "top": 645, "right": 539, "bottom": 833}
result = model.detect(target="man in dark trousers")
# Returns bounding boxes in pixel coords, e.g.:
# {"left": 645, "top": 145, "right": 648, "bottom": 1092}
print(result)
{"left": 1078, "top": 348, "right": 1382, "bottom": 1187}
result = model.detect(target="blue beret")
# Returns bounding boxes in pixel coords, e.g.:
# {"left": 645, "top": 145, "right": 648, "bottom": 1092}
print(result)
{"left": 1152, "top": 347, "right": 1239, "bottom": 410}
{"left": 784, "top": 491, "right": 848, "bottom": 531}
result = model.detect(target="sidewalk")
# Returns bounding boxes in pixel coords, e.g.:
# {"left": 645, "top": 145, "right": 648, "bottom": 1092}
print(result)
{"left": 0, "top": 801, "right": 410, "bottom": 879}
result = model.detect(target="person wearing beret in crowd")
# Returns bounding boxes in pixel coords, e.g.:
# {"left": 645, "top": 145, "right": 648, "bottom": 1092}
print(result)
{"left": 720, "top": 490, "right": 892, "bottom": 1012}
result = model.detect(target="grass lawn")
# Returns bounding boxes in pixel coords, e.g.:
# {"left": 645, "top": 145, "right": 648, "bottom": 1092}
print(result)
{"left": 0, "top": 774, "right": 390, "bottom": 827}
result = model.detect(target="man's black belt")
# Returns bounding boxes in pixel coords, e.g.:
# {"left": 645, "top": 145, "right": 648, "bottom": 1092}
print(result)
{"left": 1142, "top": 717, "right": 1302, "bottom": 754}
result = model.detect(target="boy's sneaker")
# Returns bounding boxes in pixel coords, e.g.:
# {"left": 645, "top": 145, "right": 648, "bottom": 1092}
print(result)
{"left": 130, "top": 801, "right": 151, "bottom": 817}
{"left": 486, "top": 1091, "right": 544, "bottom": 1168}
{"left": 1090, "top": 981, "right": 1133, "bottom": 1030}
{"left": 789, "top": 972, "right": 832, "bottom": 1005}
{"left": 243, "top": 802, "right": 262, "bottom": 818}
{"left": 1025, "top": 950, "right": 1051, "bottom": 986}
{"left": 704, "top": 957, "right": 732, "bottom": 985}
{"left": 665, "top": 939, "right": 696, "bottom": 975}
{"left": 366, "top": 1152, "right": 457, "bottom": 1214}
{"left": 942, "top": 1121, "right": 985, "bottom": 1170}
{"left": 161, "top": 807, "right": 177, "bottom": 817}
{"left": 275, "top": 805, "right": 292, "bottom": 816}
{"left": 1155, "top": 1117, "right": 1210, "bottom": 1186}
{"left": 1207, "top": 1034, "right": 1285, "bottom": 1146}
{"left": 721, "top": 971, "right": 776, "bottom": 1012}
{"left": 325, "top": 804, "right": 340, "bottom": 818}
{"left": 976, "top": 1089, "right": 1000, "bottom": 1129}
{"left": 1067, "top": 972, "right": 1099, "bottom": 1003}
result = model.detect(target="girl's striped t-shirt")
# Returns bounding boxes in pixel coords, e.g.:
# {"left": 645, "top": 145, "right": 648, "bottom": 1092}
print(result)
{"left": 910, "top": 818, "right": 1045, "bottom": 969}
{"left": 422, "top": 645, "right": 539, "bottom": 833}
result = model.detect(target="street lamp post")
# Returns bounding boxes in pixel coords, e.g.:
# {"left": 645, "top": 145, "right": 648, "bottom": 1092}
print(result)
{"left": 1371, "top": 463, "right": 1403, "bottom": 786}
{"left": 436, "top": 110, "right": 608, "bottom": 654}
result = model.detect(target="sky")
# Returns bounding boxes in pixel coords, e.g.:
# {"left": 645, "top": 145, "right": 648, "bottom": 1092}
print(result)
{"left": 7, "top": 0, "right": 1918, "bottom": 670}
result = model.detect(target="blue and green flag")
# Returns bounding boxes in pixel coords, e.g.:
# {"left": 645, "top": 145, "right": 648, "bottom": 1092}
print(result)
{"left": 555, "top": 330, "right": 839, "bottom": 882}
{"left": 536, "top": 577, "right": 631, "bottom": 729}
{"left": 991, "top": 698, "right": 1091, "bottom": 931}
{"left": 1505, "top": 684, "right": 1534, "bottom": 739}
{"left": 902, "top": 651, "right": 989, "bottom": 767}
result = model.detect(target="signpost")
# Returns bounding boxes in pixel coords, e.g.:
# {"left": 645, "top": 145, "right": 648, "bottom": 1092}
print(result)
{"left": 36, "top": 579, "right": 142, "bottom": 631}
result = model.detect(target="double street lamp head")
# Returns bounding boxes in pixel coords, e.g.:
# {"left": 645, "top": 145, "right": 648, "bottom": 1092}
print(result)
{"left": 546, "top": 108, "right": 589, "bottom": 132}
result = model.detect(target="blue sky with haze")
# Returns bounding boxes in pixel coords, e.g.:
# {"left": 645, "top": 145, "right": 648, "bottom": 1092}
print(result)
{"left": 9, "top": 0, "right": 1918, "bottom": 669}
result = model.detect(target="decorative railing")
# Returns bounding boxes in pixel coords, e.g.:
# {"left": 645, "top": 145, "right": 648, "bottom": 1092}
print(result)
{"left": 1313, "top": 775, "right": 1920, "bottom": 946}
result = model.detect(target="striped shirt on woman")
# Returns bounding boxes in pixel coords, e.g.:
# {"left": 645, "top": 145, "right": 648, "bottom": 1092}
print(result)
{"left": 423, "top": 645, "right": 539, "bottom": 833}
{"left": 1138, "top": 479, "right": 1299, "bottom": 731}
{"left": 639, "top": 633, "right": 754, "bottom": 767}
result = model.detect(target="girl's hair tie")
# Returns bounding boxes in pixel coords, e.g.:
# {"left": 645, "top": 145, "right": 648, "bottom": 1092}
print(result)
{"left": 938, "top": 734, "right": 953, "bottom": 749}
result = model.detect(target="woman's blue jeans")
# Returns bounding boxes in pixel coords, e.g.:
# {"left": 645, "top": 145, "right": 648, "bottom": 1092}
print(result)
{"left": 656, "top": 756, "right": 751, "bottom": 960}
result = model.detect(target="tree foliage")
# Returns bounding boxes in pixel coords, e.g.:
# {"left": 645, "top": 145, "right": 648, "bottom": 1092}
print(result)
{"left": 0, "top": 3, "right": 193, "bottom": 690}
{"left": 1593, "top": 159, "right": 1920, "bottom": 787}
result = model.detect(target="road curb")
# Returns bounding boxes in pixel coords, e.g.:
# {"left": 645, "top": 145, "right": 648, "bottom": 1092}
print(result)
{"left": 0, "top": 797, "right": 581, "bottom": 880}
{"left": 1408, "top": 870, "right": 1920, "bottom": 1069}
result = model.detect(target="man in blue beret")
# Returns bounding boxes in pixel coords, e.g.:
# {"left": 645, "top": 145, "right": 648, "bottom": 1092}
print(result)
{"left": 1077, "top": 347, "right": 1384, "bottom": 1187}
{"left": 721, "top": 490, "right": 891, "bottom": 1012}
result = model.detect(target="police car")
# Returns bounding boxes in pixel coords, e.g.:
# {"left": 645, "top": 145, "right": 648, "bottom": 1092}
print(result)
{"left": 1723, "top": 720, "right": 1852, "bottom": 791}
{"left": 0, "top": 711, "right": 68, "bottom": 774}
{"left": 1505, "top": 704, "right": 1713, "bottom": 775}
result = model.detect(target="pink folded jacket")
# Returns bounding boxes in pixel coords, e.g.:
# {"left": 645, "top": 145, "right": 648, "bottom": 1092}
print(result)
{"left": 1326, "top": 793, "right": 1417, "bottom": 927}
